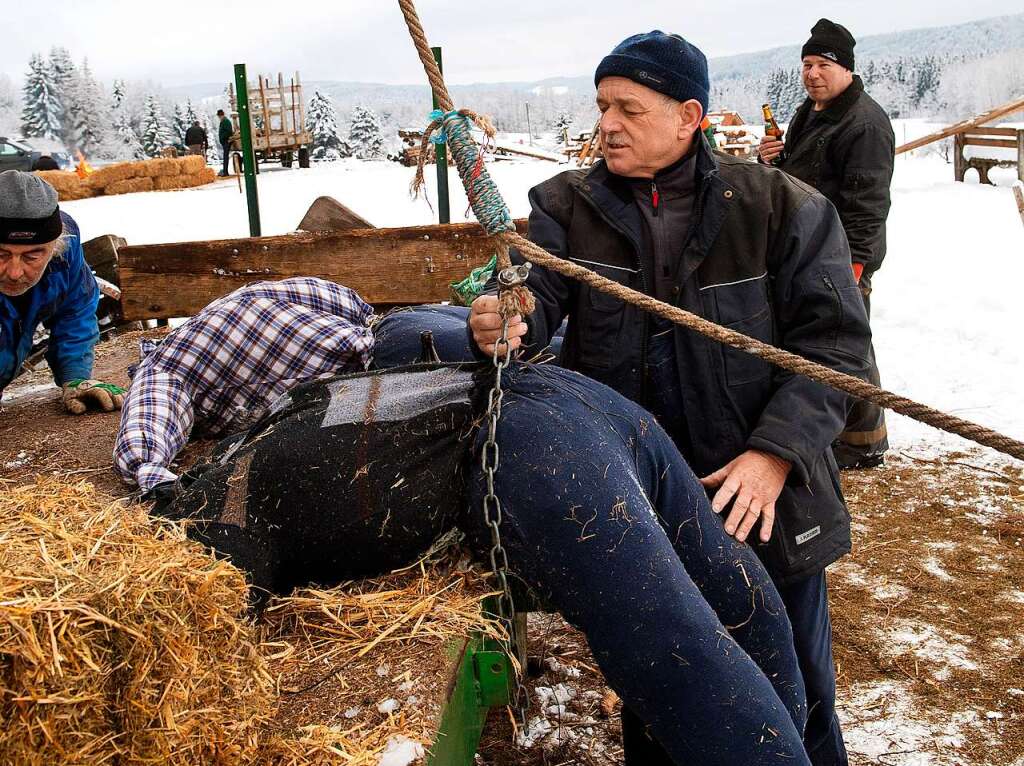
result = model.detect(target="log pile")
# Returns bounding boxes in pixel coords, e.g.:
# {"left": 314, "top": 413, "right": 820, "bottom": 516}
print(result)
{"left": 34, "top": 156, "right": 218, "bottom": 202}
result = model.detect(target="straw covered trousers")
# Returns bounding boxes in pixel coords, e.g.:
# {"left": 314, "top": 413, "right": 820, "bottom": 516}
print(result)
{"left": 464, "top": 364, "right": 811, "bottom": 766}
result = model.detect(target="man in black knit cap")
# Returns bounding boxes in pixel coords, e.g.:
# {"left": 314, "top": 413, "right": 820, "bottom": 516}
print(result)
{"left": 760, "top": 19, "right": 895, "bottom": 473}
{"left": 471, "top": 30, "right": 871, "bottom": 766}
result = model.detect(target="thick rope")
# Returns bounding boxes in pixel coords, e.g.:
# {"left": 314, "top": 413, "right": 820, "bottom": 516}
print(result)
{"left": 395, "top": 0, "right": 1024, "bottom": 464}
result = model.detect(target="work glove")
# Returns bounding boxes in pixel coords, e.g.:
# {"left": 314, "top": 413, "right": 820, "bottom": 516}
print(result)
{"left": 61, "top": 378, "right": 125, "bottom": 415}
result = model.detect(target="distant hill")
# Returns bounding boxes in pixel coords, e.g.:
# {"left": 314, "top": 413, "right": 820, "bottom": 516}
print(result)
{"left": 166, "top": 12, "right": 1024, "bottom": 132}
{"left": 709, "top": 12, "right": 1024, "bottom": 81}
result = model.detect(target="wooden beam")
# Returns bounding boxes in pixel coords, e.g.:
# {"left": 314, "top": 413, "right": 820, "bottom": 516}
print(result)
{"left": 117, "top": 220, "right": 528, "bottom": 320}
{"left": 964, "top": 126, "right": 1020, "bottom": 138}
{"left": 963, "top": 137, "right": 1019, "bottom": 149}
{"left": 896, "top": 96, "right": 1024, "bottom": 155}
{"left": 491, "top": 142, "right": 561, "bottom": 162}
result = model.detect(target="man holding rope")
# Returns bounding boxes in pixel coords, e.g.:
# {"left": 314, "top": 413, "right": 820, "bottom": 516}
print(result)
{"left": 470, "top": 31, "right": 870, "bottom": 766}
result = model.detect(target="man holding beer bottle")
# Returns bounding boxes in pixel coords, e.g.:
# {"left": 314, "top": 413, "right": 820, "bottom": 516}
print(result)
{"left": 759, "top": 19, "right": 895, "bottom": 470}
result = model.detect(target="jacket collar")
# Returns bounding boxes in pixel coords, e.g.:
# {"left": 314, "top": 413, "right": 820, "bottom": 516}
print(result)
{"left": 787, "top": 75, "right": 864, "bottom": 150}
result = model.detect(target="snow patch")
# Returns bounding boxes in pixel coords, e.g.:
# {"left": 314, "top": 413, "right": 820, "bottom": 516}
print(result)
{"left": 376, "top": 735, "right": 424, "bottom": 766}
{"left": 882, "top": 620, "right": 978, "bottom": 678}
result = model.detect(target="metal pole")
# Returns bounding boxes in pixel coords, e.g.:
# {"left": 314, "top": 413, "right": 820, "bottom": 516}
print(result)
{"left": 233, "top": 63, "right": 261, "bottom": 237}
{"left": 431, "top": 46, "right": 450, "bottom": 224}
{"left": 525, "top": 102, "right": 533, "bottom": 145}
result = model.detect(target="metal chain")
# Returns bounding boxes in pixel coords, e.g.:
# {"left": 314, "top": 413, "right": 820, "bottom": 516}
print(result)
{"left": 481, "top": 268, "right": 531, "bottom": 730}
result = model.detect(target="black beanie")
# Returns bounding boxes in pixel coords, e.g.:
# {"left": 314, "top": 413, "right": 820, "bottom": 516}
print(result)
{"left": 802, "top": 18, "right": 855, "bottom": 72}
{"left": 595, "top": 31, "right": 710, "bottom": 116}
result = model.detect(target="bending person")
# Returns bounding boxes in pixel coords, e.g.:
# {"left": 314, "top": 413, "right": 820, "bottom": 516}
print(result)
{"left": 152, "top": 361, "right": 810, "bottom": 765}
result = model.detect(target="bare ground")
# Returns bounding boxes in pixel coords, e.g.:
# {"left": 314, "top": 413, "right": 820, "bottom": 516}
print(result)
{"left": 2, "top": 337, "right": 1021, "bottom": 765}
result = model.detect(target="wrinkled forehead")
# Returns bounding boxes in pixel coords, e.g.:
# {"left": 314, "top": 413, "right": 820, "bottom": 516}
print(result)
{"left": 596, "top": 76, "right": 661, "bottom": 106}
{"left": 0, "top": 240, "right": 56, "bottom": 258}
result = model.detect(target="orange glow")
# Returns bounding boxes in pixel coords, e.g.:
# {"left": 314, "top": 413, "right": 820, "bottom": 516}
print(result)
{"left": 75, "top": 151, "right": 94, "bottom": 179}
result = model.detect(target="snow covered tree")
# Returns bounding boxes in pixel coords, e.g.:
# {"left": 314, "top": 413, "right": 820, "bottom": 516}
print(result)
{"left": 306, "top": 90, "right": 346, "bottom": 161}
{"left": 203, "top": 113, "right": 220, "bottom": 164}
{"left": 111, "top": 80, "right": 127, "bottom": 111}
{"left": 0, "top": 74, "right": 19, "bottom": 137}
{"left": 64, "top": 61, "right": 110, "bottom": 156}
{"left": 184, "top": 99, "right": 199, "bottom": 127}
{"left": 114, "top": 109, "right": 146, "bottom": 160}
{"left": 172, "top": 103, "right": 189, "bottom": 145}
{"left": 21, "top": 54, "right": 62, "bottom": 140}
{"left": 347, "top": 105, "right": 384, "bottom": 160}
{"left": 139, "top": 95, "right": 174, "bottom": 157}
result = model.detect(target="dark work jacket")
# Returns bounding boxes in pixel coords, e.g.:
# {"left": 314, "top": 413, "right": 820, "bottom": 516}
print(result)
{"left": 184, "top": 125, "right": 207, "bottom": 147}
{"left": 513, "top": 136, "right": 872, "bottom": 583}
{"left": 779, "top": 76, "right": 895, "bottom": 276}
{"left": 218, "top": 117, "right": 233, "bottom": 145}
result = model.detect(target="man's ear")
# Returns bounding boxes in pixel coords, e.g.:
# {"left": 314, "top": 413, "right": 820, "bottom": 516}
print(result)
{"left": 677, "top": 100, "right": 704, "bottom": 139}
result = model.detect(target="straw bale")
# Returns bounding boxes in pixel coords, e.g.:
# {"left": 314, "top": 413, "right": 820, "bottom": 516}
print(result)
{"left": 140, "top": 158, "right": 182, "bottom": 178}
{"left": 85, "top": 161, "right": 137, "bottom": 190}
{"left": 0, "top": 478, "right": 274, "bottom": 765}
{"left": 32, "top": 170, "right": 93, "bottom": 201}
{"left": 197, "top": 166, "right": 217, "bottom": 185}
{"left": 0, "top": 478, "right": 502, "bottom": 765}
{"left": 180, "top": 154, "right": 207, "bottom": 174}
{"left": 153, "top": 174, "right": 189, "bottom": 191}
{"left": 104, "top": 176, "right": 154, "bottom": 195}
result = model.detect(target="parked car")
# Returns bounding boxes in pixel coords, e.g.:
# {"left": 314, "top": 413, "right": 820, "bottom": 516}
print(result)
{"left": 0, "top": 137, "right": 42, "bottom": 172}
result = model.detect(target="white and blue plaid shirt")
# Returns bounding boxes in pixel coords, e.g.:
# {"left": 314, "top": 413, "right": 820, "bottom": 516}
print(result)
{"left": 114, "top": 278, "right": 374, "bottom": 490}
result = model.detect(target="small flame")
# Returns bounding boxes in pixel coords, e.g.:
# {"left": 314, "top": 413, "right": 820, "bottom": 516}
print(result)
{"left": 75, "top": 151, "right": 94, "bottom": 179}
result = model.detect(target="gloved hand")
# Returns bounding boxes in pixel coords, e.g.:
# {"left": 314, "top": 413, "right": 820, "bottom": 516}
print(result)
{"left": 62, "top": 378, "right": 125, "bottom": 415}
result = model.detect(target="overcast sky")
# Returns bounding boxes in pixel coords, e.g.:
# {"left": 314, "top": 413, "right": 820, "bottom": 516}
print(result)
{"left": 4, "top": 0, "right": 1021, "bottom": 87}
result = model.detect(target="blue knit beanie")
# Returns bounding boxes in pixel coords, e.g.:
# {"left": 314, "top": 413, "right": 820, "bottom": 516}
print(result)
{"left": 595, "top": 31, "right": 709, "bottom": 116}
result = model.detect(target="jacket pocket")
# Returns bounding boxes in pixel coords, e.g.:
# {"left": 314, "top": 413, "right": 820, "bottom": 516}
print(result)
{"left": 821, "top": 271, "right": 865, "bottom": 350}
{"left": 722, "top": 307, "right": 773, "bottom": 387}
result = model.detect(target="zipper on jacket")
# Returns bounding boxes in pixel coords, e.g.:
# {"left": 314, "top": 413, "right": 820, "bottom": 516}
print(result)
{"left": 651, "top": 181, "right": 660, "bottom": 218}
{"left": 822, "top": 273, "right": 844, "bottom": 342}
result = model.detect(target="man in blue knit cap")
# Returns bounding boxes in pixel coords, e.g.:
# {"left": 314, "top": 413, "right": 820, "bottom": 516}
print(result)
{"left": 0, "top": 170, "right": 123, "bottom": 414}
{"left": 470, "top": 31, "right": 870, "bottom": 766}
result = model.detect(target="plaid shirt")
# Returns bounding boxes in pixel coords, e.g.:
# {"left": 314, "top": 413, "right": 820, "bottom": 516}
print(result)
{"left": 114, "top": 278, "right": 374, "bottom": 490}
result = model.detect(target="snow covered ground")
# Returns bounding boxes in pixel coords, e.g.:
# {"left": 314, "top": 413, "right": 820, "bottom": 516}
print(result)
{"left": 62, "top": 134, "right": 1024, "bottom": 462}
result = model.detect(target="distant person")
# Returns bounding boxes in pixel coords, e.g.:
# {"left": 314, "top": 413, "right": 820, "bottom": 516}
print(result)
{"left": 0, "top": 171, "right": 124, "bottom": 414}
{"left": 184, "top": 121, "right": 208, "bottom": 157}
{"left": 217, "top": 109, "right": 233, "bottom": 176}
{"left": 31, "top": 155, "right": 60, "bottom": 171}
{"left": 758, "top": 19, "right": 895, "bottom": 470}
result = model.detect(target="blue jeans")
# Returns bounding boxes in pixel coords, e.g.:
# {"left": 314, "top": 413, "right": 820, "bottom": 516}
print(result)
{"left": 466, "top": 364, "right": 810, "bottom": 766}
{"left": 644, "top": 331, "right": 847, "bottom": 766}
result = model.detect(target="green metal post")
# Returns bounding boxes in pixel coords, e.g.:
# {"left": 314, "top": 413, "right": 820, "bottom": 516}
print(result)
{"left": 431, "top": 46, "right": 450, "bottom": 224}
{"left": 233, "top": 63, "right": 261, "bottom": 237}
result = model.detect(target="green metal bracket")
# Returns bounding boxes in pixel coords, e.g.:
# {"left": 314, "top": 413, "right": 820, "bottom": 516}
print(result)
{"left": 233, "top": 63, "right": 261, "bottom": 237}
{"left": 426, "top": 634, "right": 494, "bottom": 765}
{"left": 474, "top": 650, "right": 512, "bottom": 707}
{"left": 431, "top": 46, "right": 451, "bottom": 225}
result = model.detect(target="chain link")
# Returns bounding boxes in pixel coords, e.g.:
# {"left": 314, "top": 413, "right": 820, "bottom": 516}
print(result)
{"left": 481, "top": 301, "right": 529, "bottom": 730}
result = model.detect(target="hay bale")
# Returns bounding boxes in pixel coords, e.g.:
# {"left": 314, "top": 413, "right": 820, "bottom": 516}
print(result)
{"left": 153, "top": 174, "right": 188, "bottom": 191}
{"left": 139, "top": 158, "right": 181, "bottom": 178}
{"left": 104, "top": 176, "right": 154, "bottom": 196}
{"left": 32, "top": 170, "right": 93, "bottom": 202}
{"left": 197, "top": 166, "right": 217, "bottom": 185}
{"left": 0, "top": 478, "right": 274, "bottom": 765}
{"left": 180, "top": 155, "right": 206, "bottom": 174}
{"left": 85, "top": 162, "right": 137, "bottom": 190}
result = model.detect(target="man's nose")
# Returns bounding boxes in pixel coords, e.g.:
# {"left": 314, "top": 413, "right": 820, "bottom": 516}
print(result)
{"left": 3, "top": 259, "right": 24, "bottom": 282}
{"left": 600, "top": 111, "right": 621, "bottom": 134}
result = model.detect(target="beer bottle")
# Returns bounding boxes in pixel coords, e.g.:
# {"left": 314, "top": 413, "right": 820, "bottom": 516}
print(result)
{"left": 762, "top": 103, "right": 784, "bottom": 165}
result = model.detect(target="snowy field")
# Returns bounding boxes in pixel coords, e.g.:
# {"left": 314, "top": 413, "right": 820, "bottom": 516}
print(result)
{"left": 62, "top": 136, "right": 1024, "bottom": 464}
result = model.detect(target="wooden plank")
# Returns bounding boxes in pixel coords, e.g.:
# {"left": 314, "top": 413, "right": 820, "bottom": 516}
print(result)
{"left": 964, "top": 127, "right": 1020, "bottom": 137}
{"left": 963, "top": 137, "right": 1018, "bottom": 149}
{"left": 896, "top": 96, "right": 1024, "bottom": 154}
{"left": 117, "top": 220, "right": 528, "bottom": 320}
{"left": 491, "top": 142, "right": 561, "bottom": 162}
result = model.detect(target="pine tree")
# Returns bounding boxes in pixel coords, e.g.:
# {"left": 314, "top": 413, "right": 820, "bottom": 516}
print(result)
{"left": 306, "top": 90, "right": 346, "bottom": 161}
{"left": 111, "top": 80, "right": 127, "bottom": 110}
{"left": 347, "top": 105, "right": 384, "bottom": 160}
{"left": 184, "top": 99, "right": 199, "bottom": 127}
{"left": 20, "top": 53, "right": 62, "bottom": 140}
{"left": 139, "top": 95, "right": 174, "bottom": 157}
{"left": 203, "top": 113, "right": 220, "bottom": 164}
{"left": 172, "top": 103, "right": 189, "bottom": 145}
{"left": 65, "top": 61, "right": 110, "bottom": 156}
{"left": 114, "top": 110, "right": 146, "bottom": 160}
